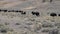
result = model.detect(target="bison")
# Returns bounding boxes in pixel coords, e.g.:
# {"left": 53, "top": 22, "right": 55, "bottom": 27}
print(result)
{"left": 19, "top": 10, "right": 23, "bottom": 13}
{"left": 2, "top": 9, "right": 7, "bottom": 12}
{"left": 50, "top": 13, "right": 57, "bottom": 17}
{"left": 21, "top": 11, "right": 26, "bottom": 15}
{"left": 0, "top": 9, "right": 2, "bottom": 12}
{"left": 31, "top": 11, "right": 40, "bottom": 16}
{"left": 49, "top": 29, "right": 59, "bottom": 34}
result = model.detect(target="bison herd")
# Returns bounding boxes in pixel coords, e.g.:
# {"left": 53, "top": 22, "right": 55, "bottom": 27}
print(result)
{"left": 50, "top": 13, "right": 60, "bottom": 17}
{"left": 0, "top": 9, "right": 60, "bottom": 17}
{"left": 0, "top": 9, "right": 40, "bottom": 16}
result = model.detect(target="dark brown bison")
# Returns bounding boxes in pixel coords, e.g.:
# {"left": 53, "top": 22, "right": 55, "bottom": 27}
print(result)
{"left": 21, "top": 11, "right": 26, "bottom": 15}
{"left": 58, "top": 14, "right": 60, "bottom": 16}
{"left": 0, "top": 9, "right": 2, "bottom": 12}
{"left": 18, "top": 10, "right": 23, "bottom": 13}
{"left": 50, "top": 13, "right": 57, "bottom": 17}
{"left": 2, "top": 9, "right": 7, "bottom": 12}
{"left": 31, "top": 11, "right": 40, "bottom": 16}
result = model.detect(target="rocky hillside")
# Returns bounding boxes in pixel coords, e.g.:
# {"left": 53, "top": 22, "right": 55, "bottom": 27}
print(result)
{"left": 0, "top": 0, "right": 60, "bottom": 34}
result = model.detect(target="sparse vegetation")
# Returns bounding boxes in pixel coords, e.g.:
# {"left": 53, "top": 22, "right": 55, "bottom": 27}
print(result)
{"left": 41, "top": 29, "right": 50, "bottom": 32}
{"left": 31, "top": 11, "right": 40, "bottom": 16}
{"left": 0, "top": 0, "right": 59, "bottom": 34}
{"left": 49, "top": 29, "right": 59, "bottom": 34}
{"left": 0, "top": 29, "right": 7, "bottom": 33}
{"left": 5, "top": 22, "right": 9, "bottom": 25}
{"left": 15, "top": 23, "right": 20, "bottom": 25}
{"left": 42, "top": 23, "right": 53, "bottom": 28}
